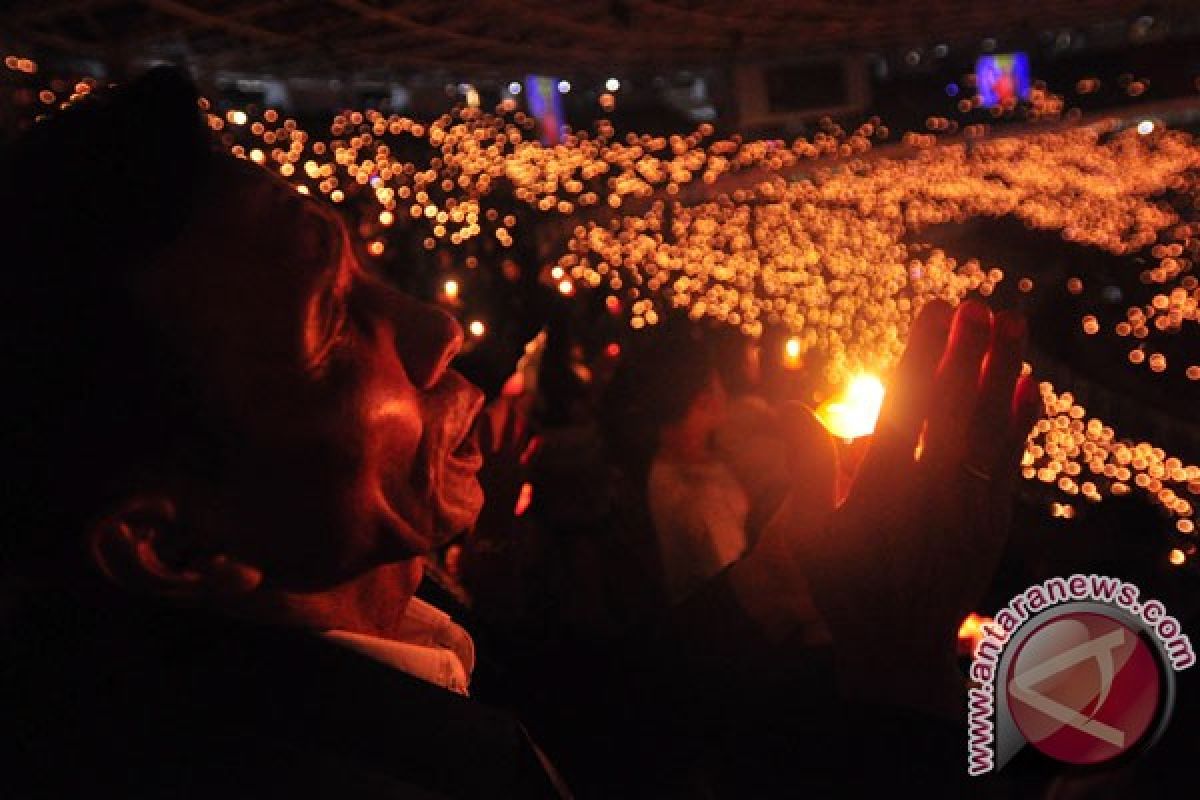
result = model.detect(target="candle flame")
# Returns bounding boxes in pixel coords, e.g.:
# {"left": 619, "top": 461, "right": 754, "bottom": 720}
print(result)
{"left": 957, "top": 612, "right": 994, "bottom": 657}
{"left": 815, "top": 373, "right": 885, "bottom": 441}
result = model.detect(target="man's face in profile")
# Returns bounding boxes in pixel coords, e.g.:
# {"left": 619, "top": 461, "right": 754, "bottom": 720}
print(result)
{"left": 138, "top": 155, "right": 484, "bottom": 592}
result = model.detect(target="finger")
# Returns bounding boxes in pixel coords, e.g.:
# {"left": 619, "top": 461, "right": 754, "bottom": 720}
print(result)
{"left": 968, "top": 311, "right": 1027, "bottom": 471}
{"left": 519, "top": 434, "right": 542, "bottom": 466}
{"left": 509, "top": 412, "right": 528, "bottom": 456}
{"left": 870, "top": 299, "right": 954, "bottom": 463}
{"left": 1011, "top": 370, "right": 1043, "bottom": 435}
{"left": 967, "top": 373, "right": 1041, "bottom": 578}
{"left": 476, "top": 404, "right": 498, "bottom": 456}
{"left": 498, "top": 393, "right": 523, "bottom": 454}
{"left": 994, "top": 371, "right": 1042, "bottom": 495}
{"left": 923, "top": 300, "right": 993, "bottom": 467}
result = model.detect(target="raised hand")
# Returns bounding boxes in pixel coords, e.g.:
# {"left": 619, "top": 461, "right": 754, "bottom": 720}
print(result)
{"left": 471, "top": 388, "right": 535, "bottom": 541}
{"left": 800, "top": 299, "right": 1041, "bottom": 714}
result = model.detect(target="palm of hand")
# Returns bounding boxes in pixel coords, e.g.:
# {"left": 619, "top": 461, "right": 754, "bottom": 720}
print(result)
{"left": 800, "top": 299, "right": 1040, "bottom": 679}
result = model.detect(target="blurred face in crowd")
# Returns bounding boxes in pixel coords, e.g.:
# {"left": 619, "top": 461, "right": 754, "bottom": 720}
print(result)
{"left": 131, "top": 156, "right": 484, "bottom": 596}
{"left": 695, "top": 374, "right": 729, "bottom": 435}
{"left": 659, "top": 371, "right": 728, "bottom": 456}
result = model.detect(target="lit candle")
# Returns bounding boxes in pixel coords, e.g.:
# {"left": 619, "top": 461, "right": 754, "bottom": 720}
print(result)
{"left": 782, "top": 336, "right": 802, "bottom": 370}
{"left": 815, "top": 373, "right": 886, "bottom": 442}
{"left": 957, "top": 612, "right": 994, "bottom": 657}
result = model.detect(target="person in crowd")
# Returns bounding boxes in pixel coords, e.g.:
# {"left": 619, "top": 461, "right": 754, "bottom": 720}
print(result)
{"left": 600, "top": 325, "right": 751, "bottom": 605}
{"left": 1, "top": 68, "right": 566, "bottom": 798}
{"left": 709, "top": 325, "right": 805, "bottom": 540}
{"left": 2, "top": 67, "right": 1039, "bottom": 797}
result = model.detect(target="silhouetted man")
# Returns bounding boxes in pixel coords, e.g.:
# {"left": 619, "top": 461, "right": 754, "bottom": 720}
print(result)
{"left": 1, "top": 69, "right": 1036, "bottom": 797}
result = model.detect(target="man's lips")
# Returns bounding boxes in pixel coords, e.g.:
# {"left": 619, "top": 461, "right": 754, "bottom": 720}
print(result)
{"left": 427, "top": 394, "right": 486, "bottom": 539}
{"left": 447, "top": 419, "right": 484, "bottom": 474}
{"left": 370, "top": 374, "right": 485, "bottom": 556}
{"left": 427, "top": 376, "right": 486, "bottom": 511}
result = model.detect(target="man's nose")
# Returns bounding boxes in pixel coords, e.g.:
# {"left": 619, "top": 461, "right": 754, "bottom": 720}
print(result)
{"left": 351, "top": 269, "right": 464, "bottom": 390}
{"left": 392, "top": 294, "right": 463, "bottom": 391}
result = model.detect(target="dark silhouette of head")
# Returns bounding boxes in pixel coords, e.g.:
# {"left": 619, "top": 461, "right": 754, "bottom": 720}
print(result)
{"left": 1, "top": 68, "right": 218, "bottom": 574}
{"left": 600, "top": 319, "right": 720, "bottom": 480}
{"left": 1, "top": 68, "right": 482, "bottom": 621}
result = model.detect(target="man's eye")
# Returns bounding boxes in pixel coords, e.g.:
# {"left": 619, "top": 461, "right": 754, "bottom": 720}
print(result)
{"left": 327, "top": 298, "right": 352, "bottom": 345}
{"left": 305, "top": 286, "right": 353, "bottom": 367}
{"left": 294, "top": 208, "right": 338, "bottom": 268}
{"left": 299, "top": 225, "right": 331, "bottom": 267}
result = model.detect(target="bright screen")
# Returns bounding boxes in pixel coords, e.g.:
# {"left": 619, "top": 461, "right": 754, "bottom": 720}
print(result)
{"left": 524, "top": 75, "right": 565, "bottom": 145}
{"left": 976, "top": 52, "right": 1031, "bottom": 107}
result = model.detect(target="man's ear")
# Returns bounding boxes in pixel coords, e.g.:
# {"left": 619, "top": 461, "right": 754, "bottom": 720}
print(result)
{"left": 87, "top": 495, "right": 263, "bottom": 599}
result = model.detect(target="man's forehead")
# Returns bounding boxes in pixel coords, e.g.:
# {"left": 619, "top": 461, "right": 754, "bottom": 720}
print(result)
{"left": 207, "top": 154, "right": 341, "bottom": 231}
{"left": 212, "top": 155, "right": 295, "bottom": 207}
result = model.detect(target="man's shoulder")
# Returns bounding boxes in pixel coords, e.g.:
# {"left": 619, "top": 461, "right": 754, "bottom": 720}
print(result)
{"left": 4, "top": 600, "right": 561, "bottom": 798}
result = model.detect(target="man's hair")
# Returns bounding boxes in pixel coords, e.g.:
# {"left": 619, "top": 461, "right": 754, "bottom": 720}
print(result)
{"left": 708, "top": 324, "right": 755, "bottom": 398}
{"left": 0, "top": 67, "right": 221, "bottom": 573}
{"left": 599, "top": 320, "right": 717, "bottom": 480}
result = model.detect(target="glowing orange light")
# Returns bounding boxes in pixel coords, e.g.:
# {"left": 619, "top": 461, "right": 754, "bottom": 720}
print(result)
{"left": 443, "top": 279, "right": 460, "bottom": 299}
{"left": 957, "top": 612, "right": 993, "bottom": 657}
{"left": 1169, "top": 548, "right": 1186, "bottom": 566}
{"left": 514, "top": 482, "right": 534, "bottom": 516}
{"left": 815, "top": 374, "right": 886, "bottom": 441}
{"left": 782, "top": 336, "right": 803, "bottom": 370}
{"left": 468, "top": 319, "right": 486, "bottom": 338}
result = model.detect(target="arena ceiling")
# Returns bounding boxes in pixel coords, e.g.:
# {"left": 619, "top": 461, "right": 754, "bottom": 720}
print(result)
{"left": 1, "top": 0, "right": 1194, "bottom": 77}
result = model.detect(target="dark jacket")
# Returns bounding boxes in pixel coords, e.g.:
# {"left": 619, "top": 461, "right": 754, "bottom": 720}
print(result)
{"left": 3, "top": 591, "right": 565, "bottom": 799}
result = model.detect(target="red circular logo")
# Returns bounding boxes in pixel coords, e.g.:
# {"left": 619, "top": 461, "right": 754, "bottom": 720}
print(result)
{"left": 1005, "top": 612, "right": 1162, "bottom": 765}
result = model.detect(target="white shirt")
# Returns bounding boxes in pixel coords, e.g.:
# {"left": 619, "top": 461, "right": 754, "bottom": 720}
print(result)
{"left": 321, "top": 597, "right": 475, "bottom": 696}
{"left": 647, "top": 456, "right": 749, "bottom": 605}
{"left": 713, "top": 394, "right": 793, "bottom": 523}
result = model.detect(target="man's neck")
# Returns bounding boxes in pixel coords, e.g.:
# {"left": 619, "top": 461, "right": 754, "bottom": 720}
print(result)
{"left": 234, "top": 559, "right": 424, "bottom": 641}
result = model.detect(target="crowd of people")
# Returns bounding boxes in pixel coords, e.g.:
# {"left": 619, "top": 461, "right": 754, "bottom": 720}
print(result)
{"left": 2, "top": 65, "right": 1197, "bottom": 799}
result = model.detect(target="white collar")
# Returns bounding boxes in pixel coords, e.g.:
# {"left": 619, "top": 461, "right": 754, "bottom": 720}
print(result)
{"left": 321, "top": 598, "right": 475, "bottom": 696}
